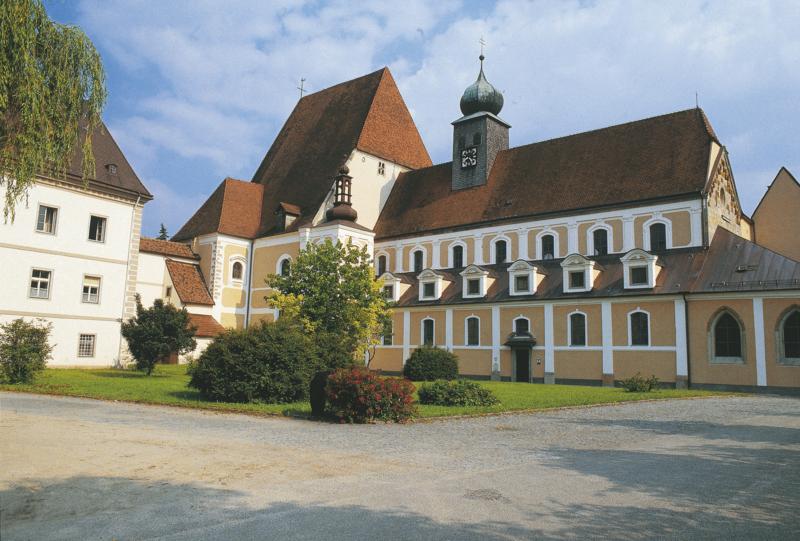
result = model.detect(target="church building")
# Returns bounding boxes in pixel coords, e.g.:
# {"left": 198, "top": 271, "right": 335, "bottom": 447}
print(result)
{"left": 161, "top": 57, "right": 799, "bottom": 391}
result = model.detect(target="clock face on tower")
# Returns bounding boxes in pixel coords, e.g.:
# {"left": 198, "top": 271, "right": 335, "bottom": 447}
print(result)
{"left": 461, "top": 146, "right": 478, "bottom": 169}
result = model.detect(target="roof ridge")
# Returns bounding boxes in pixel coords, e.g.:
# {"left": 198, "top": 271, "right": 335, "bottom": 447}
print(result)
{"left": 299, "top": 67, "right": 387, "bottom": 103}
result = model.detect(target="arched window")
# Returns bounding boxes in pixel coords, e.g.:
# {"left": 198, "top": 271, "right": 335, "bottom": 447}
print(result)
{"left": 494, "top": 239, "right": 508, "bottom": 263}
{"left": 569, "top": 312, "right": 587, "bottom": 346}
{"left": 592, "top": 229, "right": 608, "bottom": 256}
{"left": 712, "top": 311, "right": 743, "bottom": 361}
{"left": 780, "top": 309, "right": 800, "bottom": 362}
{"left": 231, "top": 261, "right": 243, "bottom": 281}
{"left": 541, "top": 234, "right": 555, "bottom": 260}
{"left": 413, "top": 250, "right": 424, "bottom": 273}
{"left": 514, "top": 317, "right": 530, "bottom": 335}
{"left": 377, "top": 254, "right": 387, "bottom": 276}
{"left": 451, "top": 244, "right": 464, "bottom": 268}
{"left": 466, "top": 316, "right": 480, "bottom": 346}
{"left": 629, "top": 311, "right": 650, "bottom": 346}
{"left": 280, "top": 258, "right": 291, "bottom": 276}
{"left": 649, "top": 223, "right": 667, "bottom": 252}
{"left": 422, "top": 318, "right": 435, "bottom": 346}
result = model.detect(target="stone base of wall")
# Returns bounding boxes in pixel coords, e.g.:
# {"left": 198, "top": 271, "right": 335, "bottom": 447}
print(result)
{"left": 555, "top": 378, "right": 603, "bottom": 387}
{"left": 676, "top": 375, "right": 689, "bottom": 390}
{"left": 690, "top": 383, "right": 800, "bottom": 395}
{"left": 544, "top": 372, "right": 555, "bottom": 384}
{"left": 602, "top": 373, "right": 615, "bottom": 387}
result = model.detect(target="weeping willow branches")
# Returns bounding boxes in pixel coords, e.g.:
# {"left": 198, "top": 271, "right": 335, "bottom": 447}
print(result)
{"left": 0, "top": 0, "right": 106, "bottom": 220}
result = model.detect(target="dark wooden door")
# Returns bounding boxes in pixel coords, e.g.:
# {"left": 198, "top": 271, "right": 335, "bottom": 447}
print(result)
{"left": 515, "top": 349, "right": 530, "bottom": 382}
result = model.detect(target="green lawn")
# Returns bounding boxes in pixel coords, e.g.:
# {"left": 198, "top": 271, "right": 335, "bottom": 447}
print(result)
{"left": 0, "top": 365, "right": 730, "bottom": 420}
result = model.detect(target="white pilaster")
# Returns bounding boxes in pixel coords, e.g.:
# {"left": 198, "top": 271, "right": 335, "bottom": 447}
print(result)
{"left": 567, "top": 222, "right": 579, "bottom": 254}
{"left": 402, "top": 310, "right": 411, "bottom": 363}
{"left": 753, "top": 297, "right": 767, "bottom": 386}
{"left": 491, "top": 305, "right": 500, "bottom": 372}
{"left": 690, "top": 208, "right": 703, "bottom": 247}
{"left": 432, "top": 240, "right": 441, "bottom": 269}
{"left": 445, "top": 308, "right": 453, "bottom": 352}
{"left": 601, "top": 301, "right": 613, "bottom": 383}
{"left": 674, "top": 298, "right": 688, "bottom": 378}
{"left": 518, "top": 229, "right": 529, "bottom": 260}
{"left": 394, "top": 242, "right": 403, "bottom": 273}
{"left": 622, "top": 217, "right": 635, "bottom": 251}
{"left": 474, "top": 235, "right": 484, "bottom": 265}
{"left": 544, "top": 303, "right": 554, "bottom": 382}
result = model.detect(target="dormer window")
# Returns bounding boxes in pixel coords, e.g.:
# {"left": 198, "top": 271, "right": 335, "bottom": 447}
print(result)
{"left": 507, "top": 260, "right": 539, "bottom": 296}
{"left": 379, "top": 272, "right": 402, "bottom": 302}
{"left": 621, "top": 249, "right": 660, "bottom": 289}
{"left": 460, "top": 265, "right": 488, "bottom": 299}
{"left": 561, "top": 254, "right": 598, "bottom": 293}
{"left": 383, "top": 284, "right": 394, "bottom": 299}
{"left": 276, "top": 203, "right": 300, "bottom": 232}
{"left": 418, "top": 269, "right": 444, "bottom": 301}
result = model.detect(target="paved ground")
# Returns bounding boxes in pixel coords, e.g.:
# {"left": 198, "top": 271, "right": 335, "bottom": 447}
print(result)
{"left": 1, "top": 393, "right": 799, "bottom": 540}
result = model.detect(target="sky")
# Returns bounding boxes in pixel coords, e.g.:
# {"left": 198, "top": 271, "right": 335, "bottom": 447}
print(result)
{"left": 45, "top": 0, "right": 800, "bottom": 238}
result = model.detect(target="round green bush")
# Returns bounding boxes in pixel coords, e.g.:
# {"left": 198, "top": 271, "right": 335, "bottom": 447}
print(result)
{"left": 403, "top": 346, "right": 459, "bottom": 381}
{"left": 188, "top": 319, "right": 318, "bottom": 403}
{"left": 418, "top": 379, "right": 499, "bottom": 407}
{"left": 0, "top": 318, "right": 53, "bottom": 384}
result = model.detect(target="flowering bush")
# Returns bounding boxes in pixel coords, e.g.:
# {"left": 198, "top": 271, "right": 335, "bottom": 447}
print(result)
{"left": 325, "top": 367, "right": 416, "bottom": 423}
{"left": 418, "top": 379, "right": 499, "bottom": 407}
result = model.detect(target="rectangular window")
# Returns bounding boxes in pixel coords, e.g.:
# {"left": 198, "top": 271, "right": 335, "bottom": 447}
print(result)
{"left": 82, "top": 276, "right": 101, "bottom": 303}
{"left": 569, "top": 271, "right": 585, "bottom": 289}
{"left": 377, "top": 161, "right": 386, "bottom": 176}
{"left": 422, "top": 282, "right": 435, "bottom": 299}
{"left": 630, "top": 266, "right": 649, "bottom": 286}
{"left": 423, "top": 319, "right": 434, "bottom": 345}
{"left": 29, "top": 269, "right": 51, "bottom": 299}
{"left": 78, "top": 334, "right": 96, "bottom": 357}
{"left": 88, "top": 215, "right": 106, "bottom": 242}
{"left": 165, "top": 286, "right": 172, "bottom": 299}
{"left": 630, "top": 312, "right": 650, "bottom": 346}
{"left": 382, "top": 320, "right": 393, "bottom": 346}
{"left": 570, "top": 314, "right": 587, "bottom": 346}
{"left": 36, "top": 205, "right": 58, "bottom": 234}
{"left": 514, "top": 274, "right": 530, "bottom": 293}
{"left": 467, "top": 278, "right": 481, "bottom": 296}
{"left": 466, "top": 317, "right": 480, "bottom": 346}
{"left": 383, "top": 284, "right": 394, "bottom": 300}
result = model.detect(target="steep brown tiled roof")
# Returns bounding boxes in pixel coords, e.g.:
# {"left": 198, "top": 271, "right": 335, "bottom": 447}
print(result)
{"left": 375, "top": 108, "right": 716, "bottom": 239}
{"left": 187, "top": 313, "right": 225, "bottom": 338}
{"left": 59, "top": 120, "right": 151, "bottom": 199}
{"left": 251, "top": 67, "right": 431, "bottom": 237}
{"left": 172, "top": 178, "right": 263, "bottom": 241}
{"left": 139, "top": 237, "right": 198, "bottom": 259}
{"left": 165, "top": 260, "right": 214, "bottom": 306}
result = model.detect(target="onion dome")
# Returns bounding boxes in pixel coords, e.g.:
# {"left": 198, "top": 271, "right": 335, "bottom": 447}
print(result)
{"left": 459, "top": 55, "right": 504, "bottom": 116}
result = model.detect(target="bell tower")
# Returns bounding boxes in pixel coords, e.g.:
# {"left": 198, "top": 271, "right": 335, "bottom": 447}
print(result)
{"left": 452, "top": 54, "right": 510, "bottom": 191}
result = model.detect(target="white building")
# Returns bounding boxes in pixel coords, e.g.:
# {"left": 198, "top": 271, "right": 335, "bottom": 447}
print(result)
{"left": 0, "top": 123, "right": 151, "bottom": 366}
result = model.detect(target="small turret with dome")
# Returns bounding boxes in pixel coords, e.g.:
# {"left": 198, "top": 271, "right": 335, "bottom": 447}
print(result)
{"left": 451, "top": 53, "right": 510, "bottom": 191}
{"left": 459, "top": 54, "right": 504, "bottom": 117}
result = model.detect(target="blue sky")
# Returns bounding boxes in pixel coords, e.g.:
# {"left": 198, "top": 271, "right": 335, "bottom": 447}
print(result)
{"left": 45, "top": 0, "right": 800, "bottom": 238}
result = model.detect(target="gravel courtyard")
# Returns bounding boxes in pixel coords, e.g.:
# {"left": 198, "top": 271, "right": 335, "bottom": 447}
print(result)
{"left": 1, "top": 393, "right": 799, "bottom": 540}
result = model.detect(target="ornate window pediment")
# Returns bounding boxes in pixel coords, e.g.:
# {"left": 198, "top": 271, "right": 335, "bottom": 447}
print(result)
{"left": 561, "top": 253, "right": 597, "bottom": 293}
{"left": 460, "top": 264, "right": 488, "bottom": 298}
{"left": 379, "top": 272, "right": 401, "bottom": 302}
{"left": 507, "top": 259, "right": 539, "bottom": 295}
{"left": 418, "top": 268, "right": 445, "bottom": 301}
{"left": 620, "top": 249, "right": 660, "bottom": 289}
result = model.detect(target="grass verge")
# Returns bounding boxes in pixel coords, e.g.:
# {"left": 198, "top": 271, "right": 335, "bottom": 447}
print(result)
{"left": 0, "top": 365, "right": 731, "bottom": 420}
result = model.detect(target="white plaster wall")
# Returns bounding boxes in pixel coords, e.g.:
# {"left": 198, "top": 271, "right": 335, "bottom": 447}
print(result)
{"left": 346, "top": 150, "right": 409, "bottom": 230}
{"left": 136, "top": 252, "right": 167, "bottom": 307}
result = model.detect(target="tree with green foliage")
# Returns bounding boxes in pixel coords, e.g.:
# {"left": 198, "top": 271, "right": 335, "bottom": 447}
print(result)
{"left": 266, "top": 239, "right": 391, "bottom": 369}
{"left": 121, "top": 295, "right": 197, "bottom": 375}
{"left": 1, "top": 0, "right": 106, "bottom": 220}
{"left": 157, "top": 223, "right": 169, "bottom": 240}
{"left": 0, "top": 318, "right": 53, "bottom": 383}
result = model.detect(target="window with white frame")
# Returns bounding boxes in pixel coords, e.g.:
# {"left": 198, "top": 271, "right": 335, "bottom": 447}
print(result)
{"left": 629, "top": 310, "right": 650, "bottom": 346}
{"left": 710, "top": 310, "right": 744, "bottom": 363}
{"left": 422, "top": 318, "right": 435, "bottom": 346}
{"left": 508, "top": 260, "right": 536, "bottom": 295}
{"left": 569, "top": 312, "right": 587, "bottom": 346}
{"left": 493, "top": 238, "right": 508, "bottom": 263}
{"left": 81, "top": 276, "right": 101, "bottom": 303}
{"left": 621, "top": 249, "right": 660, "bottom": 289}
{"left": 644, "top": 219, "right": 671, "bottom": 252}
{"left": 277, "top": 256, "right": 292, "bottom": 276}
{"left": 78, "top": 334, "right": 96, "bottom": 357}
{"left": 383, "top": 284, "right": 394, "bottom": 300}
{"left": 537, "top": 232, "right": 557, "bottom": 260}
{"left": 36, "top": 205, "right": 57, "bottom": 234}
{"left": 460, "top": 265, "right": 487, "bottom": 298}
{"left": 379, "top": 272, "right": 401, "bottom": 302}
{"left": 450, "top": 243, "right": 465, "bottom": 268}
{"left": 376, "top": 254, "right": 387, "bottom": 276}
{"left": 412, "top": 249, "right": 425, "bottom": 273}
{"left": 29, "top": 269, "right": 51, "bottom": 299}
{"left": 418, "top": 269, "right": 443, "bottom": 301}
{"left": 466, "top": 316, "right": 480, "bottom": 346}
{"left": 88, "top": 215, "right": 106, "bottom": 242}
{"left": 561, "top": 254, "right": 595, "bottom": 293}
{"left": 590, "top": 227, "right": 609, "bottom": 255}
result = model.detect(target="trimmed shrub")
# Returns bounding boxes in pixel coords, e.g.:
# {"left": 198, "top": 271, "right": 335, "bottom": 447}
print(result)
{"left": 326, "top": 367, "right": 416, "bottom": 423}
{"left": 418, "top": 379, "right": 500, "bottom": 407}
{"left": 0, "top": 318, "right": 53, "bottom": 384}
{"left": 619, "top": 373, "right": 660, "bottom": 392}
{"left": 403, "top": 346, "right": 459, "bottom": 381}
{"left": 188, "top": 319, "right": 318, "bottom": 403}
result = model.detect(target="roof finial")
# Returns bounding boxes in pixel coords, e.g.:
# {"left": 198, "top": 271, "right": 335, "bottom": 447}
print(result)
{"left": 297, "top": 77, "right": 306, "bottom": 99}
{"left": 479, "top": 36, "right": 486, "bottom": 63}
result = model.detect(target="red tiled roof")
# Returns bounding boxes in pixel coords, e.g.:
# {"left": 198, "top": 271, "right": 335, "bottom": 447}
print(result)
{"left": 187, "top": 313, "right": 225, "bottom": 338}
{"left": 375, "top": 108, "right": 717, "bottom": 239}
{"left": 139, "top": 237, "right": 198, "bottom": 259}
{"left": 172, "top": 178, "right": 264, "bottom": 241}
{"left": 165, "top": 260, "right": 214, "bottom": 305}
